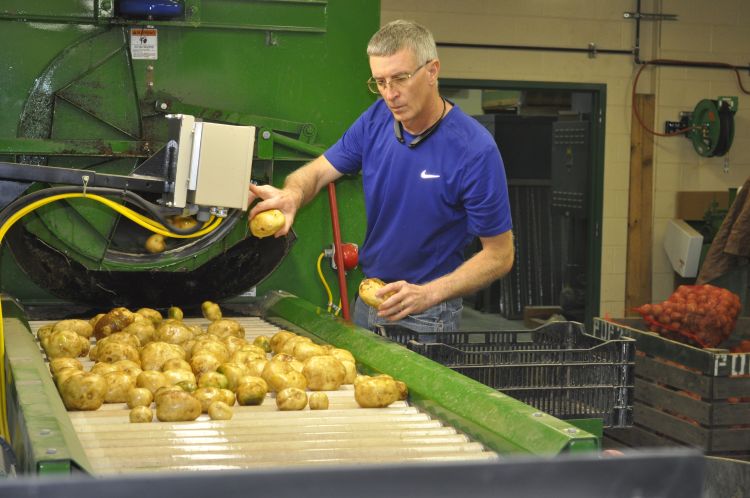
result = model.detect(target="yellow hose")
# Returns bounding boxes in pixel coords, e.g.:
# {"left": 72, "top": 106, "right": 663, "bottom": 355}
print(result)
{"left": 316, "top": 252, "right": 334, "bottom": 313}
{"left": 0, "top": 192, "right": 223, "bottom": 441}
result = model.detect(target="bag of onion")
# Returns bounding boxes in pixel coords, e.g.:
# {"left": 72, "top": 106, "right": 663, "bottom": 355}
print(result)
{"left": 634, "top": 284, "right": 741, "bottom": 348}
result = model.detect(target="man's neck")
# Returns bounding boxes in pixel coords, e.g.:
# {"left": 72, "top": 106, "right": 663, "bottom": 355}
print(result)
{"left": 402, "top": 95, "right": 448, "bottom": 135}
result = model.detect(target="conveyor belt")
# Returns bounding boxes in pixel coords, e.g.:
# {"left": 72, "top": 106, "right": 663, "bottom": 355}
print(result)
{"left": 29, "top": 317, "right": 498, "bottom": 475}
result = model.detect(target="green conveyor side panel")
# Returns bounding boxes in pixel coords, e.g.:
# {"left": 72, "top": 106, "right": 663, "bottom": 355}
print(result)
{"left": 2, "top": 297, "right": 93, "bottom": 475}
{"left": 259, "top": 291, "right": 600, "bottom": 455}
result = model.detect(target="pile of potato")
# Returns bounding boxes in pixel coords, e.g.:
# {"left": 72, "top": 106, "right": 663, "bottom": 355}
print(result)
{"left": 39, "top": 301, "right": 407, "bottom": 423}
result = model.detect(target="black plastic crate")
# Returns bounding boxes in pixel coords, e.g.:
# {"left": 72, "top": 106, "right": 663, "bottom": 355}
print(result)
{"left": 376, "top": 321, "right": 635, "bottom": 428}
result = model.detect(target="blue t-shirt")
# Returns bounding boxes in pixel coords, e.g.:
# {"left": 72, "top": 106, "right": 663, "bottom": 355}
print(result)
{"left": 324, "top": 99, "right": 512, "bottom": 284}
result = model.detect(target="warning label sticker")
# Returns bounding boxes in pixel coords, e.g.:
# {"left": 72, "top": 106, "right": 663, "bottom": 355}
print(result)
{"left": 130, "top": 28, "right": 158, "bottom": 60}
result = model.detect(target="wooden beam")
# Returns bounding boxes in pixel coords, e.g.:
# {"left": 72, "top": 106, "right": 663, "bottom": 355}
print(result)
{"left": 626, "top": 94, "right": 655, "bottom": 315}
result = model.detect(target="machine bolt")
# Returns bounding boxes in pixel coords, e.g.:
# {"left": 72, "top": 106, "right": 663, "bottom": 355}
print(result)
{"left": 46, "top": 448, "right": 57, "bottom": 455}
{"left": 531, "top": 412, "right": 543, "bottom": 418}
{"left": 147, "top": 65, "right": 154, "bottom": 71}
{"left": 101, "top": 0, "right": 112, "bottom": 10}
{"left": 160, "top": 102, "right": 168, "bottom": 110}
{"left": 262, "top": 131, "right": 271, "bottom": 140}
{"left": 565, "top": 428, "right": 578, "bottom": 435}
{"left": 148, "top": 81, "right": 154, "bottom": 88}
{"left": 39, "top": 429, "right": 51, "bottom": 436}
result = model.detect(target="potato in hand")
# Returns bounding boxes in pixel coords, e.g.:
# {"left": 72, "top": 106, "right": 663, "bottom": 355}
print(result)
{"left": 358, "top": 278, "right": 394, "bottom": 308}
{"left": 249, "top": 209, "right": 285, "bottom": 238}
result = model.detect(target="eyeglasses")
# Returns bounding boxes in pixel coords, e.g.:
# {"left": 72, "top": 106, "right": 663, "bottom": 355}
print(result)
{"left": 367, "top": 60, "right": 431, "bottom": 94}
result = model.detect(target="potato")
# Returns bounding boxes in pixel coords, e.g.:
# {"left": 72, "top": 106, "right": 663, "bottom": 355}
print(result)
{"left": 303, "top": 355, "right": 346, "bottom": 391}
{"left": 163, "top": 368, "right": 196, "bottom": 387}
{"left": 253, "top": 335, "right": 271, "bottom": 353}
{"left": 280, "top": 335, "right": 312, "bottom": 356}
{"left": 162, "top": 358, "right": 192, "bottom": 372}
{"left": 127, "top": 387, "right": 154, "bottom": 409}
{"left": 208, "top": 401, "right": 233, "bottom": 420}
{"left": 140, "top": 341, "right": 185, "bottom": 371}
{"left": 261, "top": 360, "right": 306, "bottom": 392}
{"left": 103, "top": 371, "right": 136, "bottom": 403}
{"left": 309, "top": 392, "right": 329, "bottom": 410}
{"left": 90, "top": 362, "right": 119, "bottom": 376}
{"left": 236, "top": 377, "right": 268, "bottom": 406}
{"left": 96, "top": 341, "right": 139, "bottom": 364}
{"left": 197, "top": 371, "right": 228, "bottom": 389}
{"left": 176, "top": 380, "right": 197, "bottom": 393}
{"left": 37, "top": 325, "right": 54, "bottom": 345}
{"left": 223, "top": 336, "right": 248, "bottom": 355}
{"left": 192, "top": 387, "right": 223, "bottom": 413}
{"left": 201, "top": 301, "right": 222, "bottom": 321}
{"left": 354, "top": 376, "right": 401, "bottom": 408}
{"left": 341, "top": 360, "right": 357, "bottom": 384}
{"left": 122, "top": 320, "right": 156, "bottom": 345}
{"left": 276, "top": 387, "right": 307, "bottom": 411}
{"left": 44, "top": 329, "right": 88, "bottom": 359}
{"left": 135, "top": 307, "right": 163, "bottom": 326}
{"left": 167, "top": 306, "right": 183, "bottom": 320}
{"left": 98, "top": 331, "right": 141, "bottom": 349}
{"left": 218, "top": 389, "right": 236, "bottom": 406}
{"left": 168, "top": 215, "right": 198, "bottom": 230}
{"left": 89, "top": 313, "right": 105, "bottom": 328}
{"left": 145, "top": 233, "right": 166, "bottom": 254}
{"left": 330, "top": 348, "right": 356, "bottom": 365}
{"left": 245, "top": 359, "right": 268, "bottom": 378}
{"left": 270, "top": 330, "right": 296, "bottom": 354}
{"left": 192, "top": 339, "right": 230, "bottom": 363}
{"left": 156, "top": 390, "right": 201, "bottom": 422}
{"left": 136, "top": 370, "right": 170, "bottom": 394}
{"left": 94, "top": 307, "right": 135, "bottom": 339}
{"left": 217, "top": 363, "right": 249, "bottom": 391}
{"left": 293, "top": 341, "right": 326, "bottom": 362}
{"left": 52, "top": 319, "right": 93, "bottom": 339}
{"left": 207, "top": 319, "right": 244, "bottom": 339}
{"left": 155, "top": 321, "right": 192, "bottom": 345}
{"left": 54, "top": 367, "right": 85, "bottom": 388}
{"left": 395, "top": 380, "right": 408, "bottom": 400}
{"left": 231, "top": 350, "right": 266, "bottom": 366}
{"left": 358, "top": 278, "right": 394, "bottom": 308}
{"left": 249, "top": 209, "right": 285, "bottom": 238}
{"left": 190, "top": 353, "right": 222, "bottom": 376}
{"left": 129, "top": 406, "right": 153, "bottom": 423}
{"left": 153, "top": 385, "right": 184, "bottom": 404}
{"left": 111, "top": 360, "right": 142, "bottom": 379}
{"left": 49, "top": 357, "right": 83, "bottom": 377}
{"left": 60, "top": 372, "right": 107, "bottom": 411}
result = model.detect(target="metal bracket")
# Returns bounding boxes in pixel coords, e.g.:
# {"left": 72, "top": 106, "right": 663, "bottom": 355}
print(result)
{"left": 623, "top": 11, "right": 678, "bottom": 21}
{"left": 588, "top": 42, "right": 597, "bottom": 59}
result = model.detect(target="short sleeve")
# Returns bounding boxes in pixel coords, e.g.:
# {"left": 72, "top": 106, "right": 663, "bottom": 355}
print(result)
{"left": 461, "top": 144, "right": 513, "bottom": 237}
{"left": 324, "top": 112, "right": 367, "bottom": 175}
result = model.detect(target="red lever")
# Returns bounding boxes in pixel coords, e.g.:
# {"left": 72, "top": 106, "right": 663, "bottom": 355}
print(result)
{"left": 339, "top": 243, "right": 359, "bottom": 271}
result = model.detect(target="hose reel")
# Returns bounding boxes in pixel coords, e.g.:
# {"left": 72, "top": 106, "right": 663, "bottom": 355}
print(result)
{"left": 687, "top": 96, "right": 737, "bottom": 157}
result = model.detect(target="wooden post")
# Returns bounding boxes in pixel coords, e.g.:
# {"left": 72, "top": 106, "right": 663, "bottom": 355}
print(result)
{"left": 626, "top": 94, "right": 655, "bottom": 315}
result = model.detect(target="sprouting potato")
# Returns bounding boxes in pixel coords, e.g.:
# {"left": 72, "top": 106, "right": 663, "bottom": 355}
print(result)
{"left": 358, "top": 278, "right": 394, "bottom": 308}
{"left": 276, "top": 387, "right": 307, "bottom": 411}
{"left": 309, "top": 392, "right": 329, "bottom": 410}
{"left": 201, "top": 301, "right": 222, "bottom": 321}
{"left": 249, "top": 209, "right": 285, "bottom": 238}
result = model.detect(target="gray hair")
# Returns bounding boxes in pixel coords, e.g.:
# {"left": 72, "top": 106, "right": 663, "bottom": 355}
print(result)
{"left": 366, "top": 20, "right": 438, "bottom": 65}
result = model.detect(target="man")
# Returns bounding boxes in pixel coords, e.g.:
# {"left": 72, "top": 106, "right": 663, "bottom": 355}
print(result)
{"left": 248, "top": 20, "right": 514, "bottom": 333}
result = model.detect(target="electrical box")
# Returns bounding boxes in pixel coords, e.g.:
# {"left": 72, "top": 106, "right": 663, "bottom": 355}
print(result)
{"left": 664, "top": 219, "right": 704, "bottom": 278}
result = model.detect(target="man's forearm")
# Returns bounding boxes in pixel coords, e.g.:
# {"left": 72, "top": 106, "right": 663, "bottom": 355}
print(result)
{"left": 424, "top": 232, "right": 514, "bottom": 305}
{"left": 282, "top": 156, "right": 342, "bottom": 209}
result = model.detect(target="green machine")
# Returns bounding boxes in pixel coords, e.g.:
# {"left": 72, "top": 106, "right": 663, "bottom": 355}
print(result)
{"left": 0, "top": 0, "right": 604, "bottom": 481}
{"left": 0, "top": 0, "right": 372, "bottom": 310}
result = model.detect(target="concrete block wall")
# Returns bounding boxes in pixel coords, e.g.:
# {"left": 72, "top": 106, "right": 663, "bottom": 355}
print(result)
{"left": 380, "top": 0, "right": 750, "bottom": 316}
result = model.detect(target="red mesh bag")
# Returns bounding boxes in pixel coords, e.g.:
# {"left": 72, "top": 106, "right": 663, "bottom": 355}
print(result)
{"left": 634, "top": 284, "right": 742, "bottom": 348}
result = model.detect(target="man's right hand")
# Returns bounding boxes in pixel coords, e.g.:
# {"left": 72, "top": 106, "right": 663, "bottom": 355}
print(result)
{"left": 247, "top": 183, "right": 302, "bottom": 238}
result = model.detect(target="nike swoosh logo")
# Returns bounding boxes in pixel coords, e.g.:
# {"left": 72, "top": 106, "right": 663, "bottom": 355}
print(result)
{"left": 420, "top": 169, "right": 440, "bottom": 179}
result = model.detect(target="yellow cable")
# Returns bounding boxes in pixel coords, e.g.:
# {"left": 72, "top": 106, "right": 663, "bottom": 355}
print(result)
{"left": 316, "top": 252, "right": 333, "bottom": 313}
{"left": 0, "top": 192, "right": 224, "bottom": 441}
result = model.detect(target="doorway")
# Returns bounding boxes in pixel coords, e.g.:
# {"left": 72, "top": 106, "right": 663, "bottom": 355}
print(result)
{"left": 441, "top": 80, "right": 605, "bottom": 327}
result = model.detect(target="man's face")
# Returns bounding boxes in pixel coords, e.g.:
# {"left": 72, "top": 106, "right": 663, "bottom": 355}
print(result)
{"left": 369, "top": 48, "right": 434, "bottom": 126}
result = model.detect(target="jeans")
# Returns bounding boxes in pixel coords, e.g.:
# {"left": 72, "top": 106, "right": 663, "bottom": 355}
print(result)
{"left": 353, "top": 295, "right": 463, "bottom": 341}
